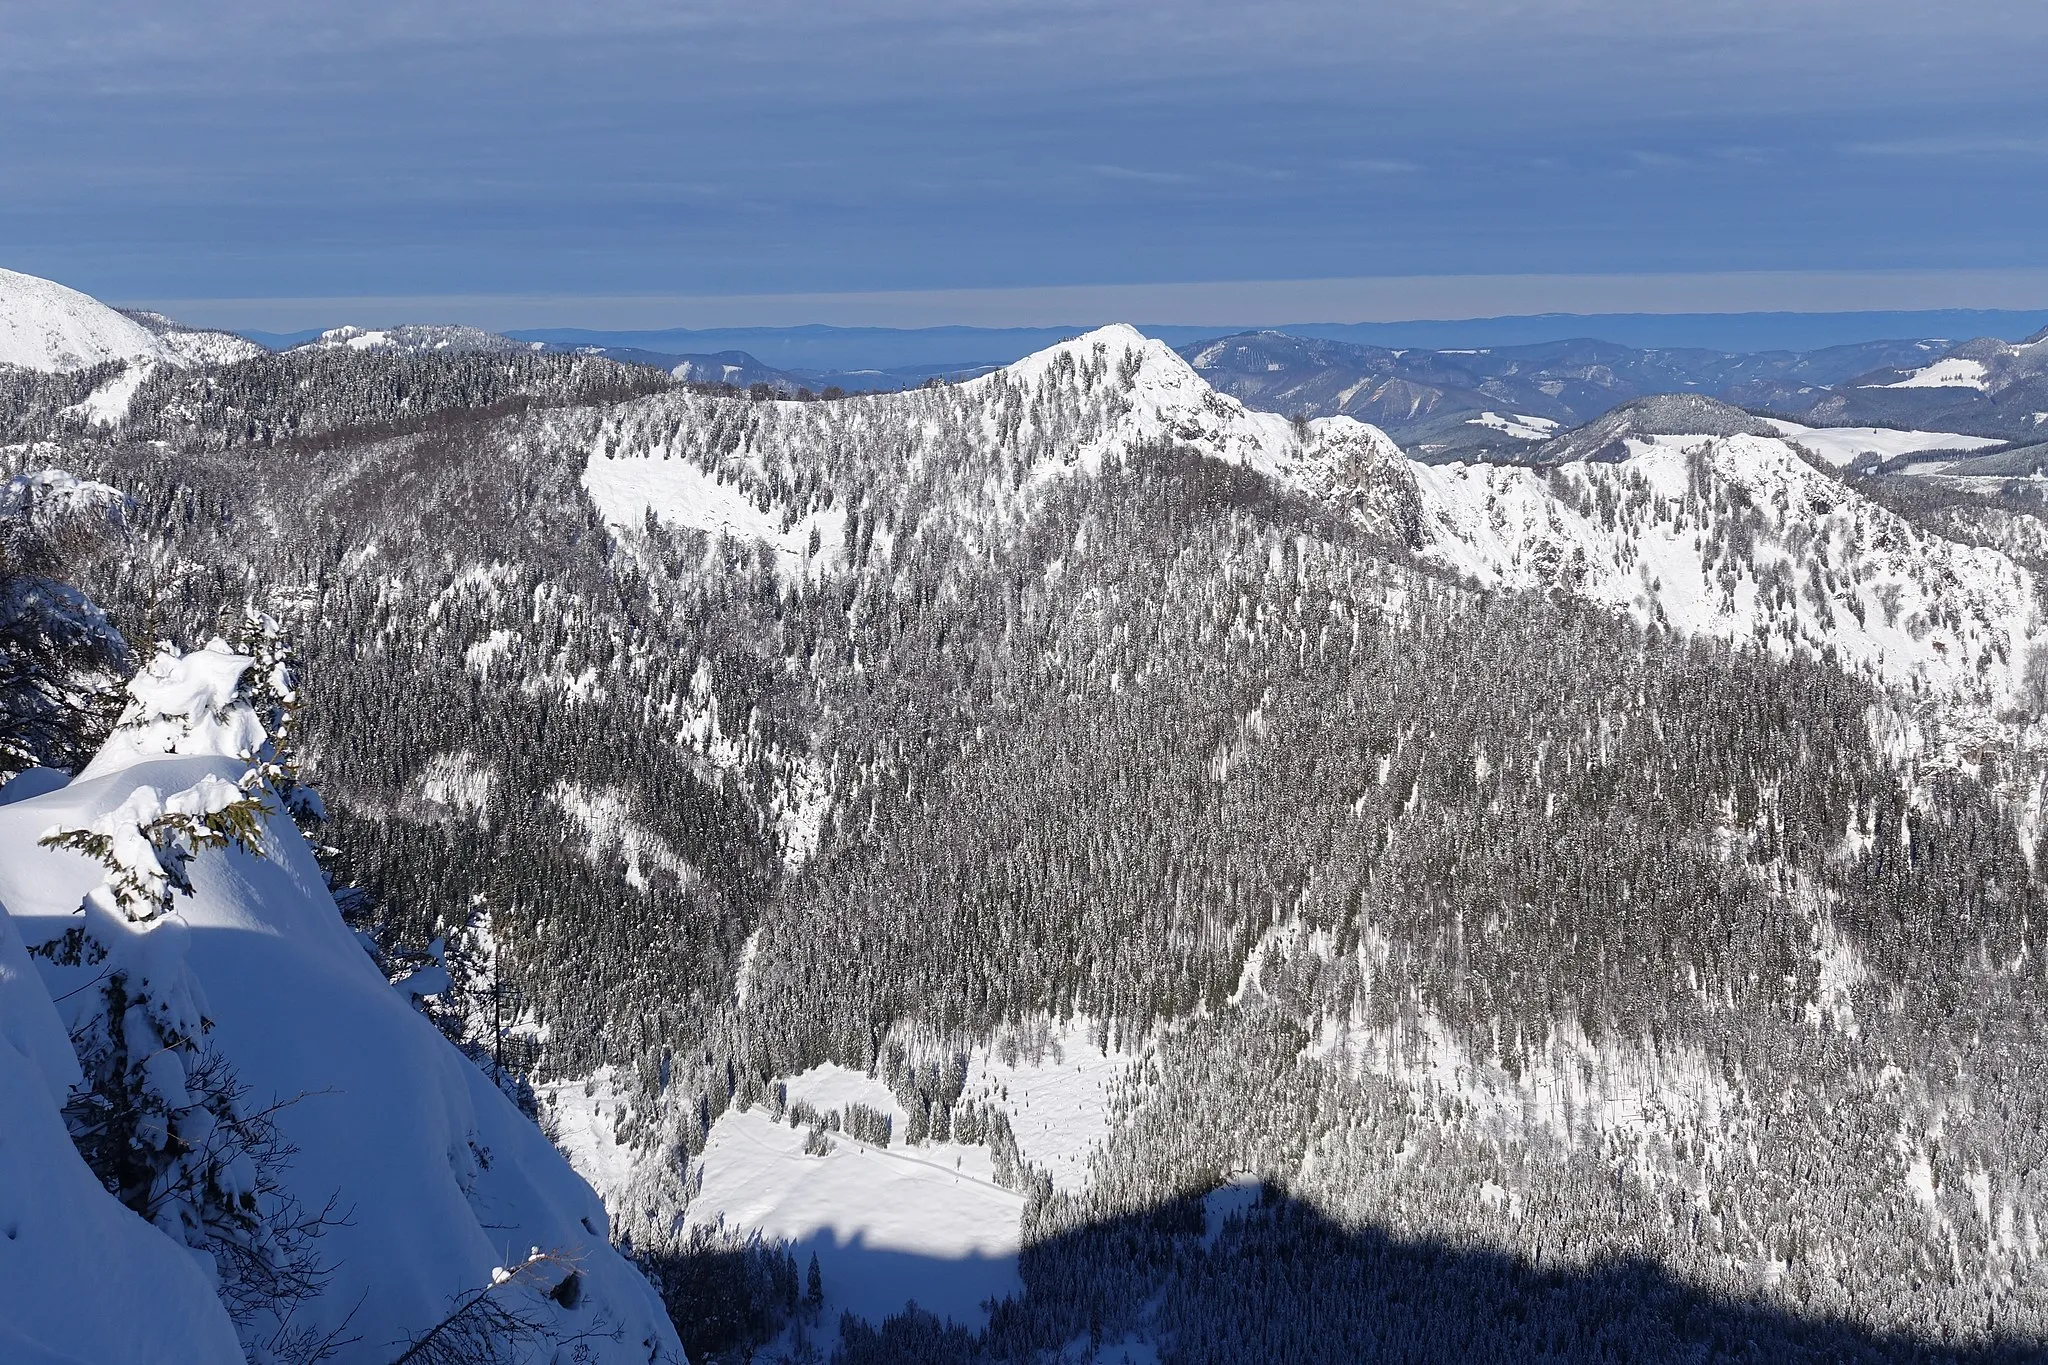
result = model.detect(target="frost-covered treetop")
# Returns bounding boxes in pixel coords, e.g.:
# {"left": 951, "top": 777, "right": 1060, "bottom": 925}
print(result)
{"left": 82, "top": 640, "right": 267, "bottom": 777}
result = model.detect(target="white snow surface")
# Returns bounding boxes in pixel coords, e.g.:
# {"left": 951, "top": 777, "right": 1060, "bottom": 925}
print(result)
{"left": 1869, "top": 357, "right": 1990, "bottom": 390}
{"left": 1763, "top": 417, "right": 2002, "bottom": 467}
{"left": 582, "top": 454, "right": 847, "bottom": 587}
{"left": 1468, "top": 411, "right": 1561, "bottom": 441}
{"left": 689, "top": 1096, "right": 1024, "bottom": 1333}
{"left": 0, "top": 267, "right": 166, "bottom": 373}
{"left": 1, "top": 268, "right": 265, "bottom": 376}
{"left": 58, "top": 360, "right": 154, "bottom": 427}
{"left": 0, "top": 652, "right": 683, "bottom": 1364}
{"left": 0, "top": 882, "right": 246, "bottom": 1364}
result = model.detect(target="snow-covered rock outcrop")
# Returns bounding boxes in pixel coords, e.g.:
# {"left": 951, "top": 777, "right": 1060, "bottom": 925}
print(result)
{"left": 0, "top": 639, "right": 684, "bottom": 1364}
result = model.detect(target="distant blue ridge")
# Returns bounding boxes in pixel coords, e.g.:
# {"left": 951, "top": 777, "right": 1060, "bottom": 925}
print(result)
{"left": 498, "top": 310, "right": 2048, "bottom": 371}
{"left": 233, "top": 309, "right": 2048, "bottom": 368}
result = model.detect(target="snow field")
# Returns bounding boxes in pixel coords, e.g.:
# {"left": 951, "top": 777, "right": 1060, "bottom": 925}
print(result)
{"left": 689, "top": 1104, "right": 1024, "bottom": 1331}
{"left": 1762, "top": 417, "right": 2002, "bottom": 467}
{"left": 1869, "top": 357, "right": 1990, "bottom": 390}
{"left": 546, "top": 1019, "right": 1140, "bottom": 1342}
{"left": 1468, "top": 411, "right": 1561, "bottom": 441}
{"left": 581, "top": 441, "right": 846, "bottom": 587}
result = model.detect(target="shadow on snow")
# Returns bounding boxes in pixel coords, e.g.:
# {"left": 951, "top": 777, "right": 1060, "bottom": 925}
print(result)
{"left": 659, "top": 1184, "right": 2048, "bottom": 1364}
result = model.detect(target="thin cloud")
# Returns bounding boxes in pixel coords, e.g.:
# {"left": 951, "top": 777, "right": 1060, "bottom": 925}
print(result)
{"left": 1087, "top": 164, "right": 1198, "bottom": 186}
{"left": 1849, "top": 135, "right": 2048, "bottom": 158}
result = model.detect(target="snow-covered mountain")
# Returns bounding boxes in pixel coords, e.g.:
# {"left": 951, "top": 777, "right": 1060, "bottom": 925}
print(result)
{"left": 1771, "top": 328, "right": 2048, "bottom": 441}
{"left": 295, "top": 323, "right": 541, "bottom": 356}
{"left": 0, "top": 570, "right": 683, "bottom": 1363}
{"left": 552, "top": 324, "right": 2048, "bottom": 1355}
{"left": 15, "top": 312, "right": 2048, "bottom": 1357}
{"left": 580, "top": 323, "right": 1414, "bottom": 551}
{"left": 581, "top": 324, "right": 2041, "bottom": 732}
{"left": 0, "top": 269, "right": 265, "bottom": 375}
{"left": 0, "top": 268, "right": 169, "bottom": 373}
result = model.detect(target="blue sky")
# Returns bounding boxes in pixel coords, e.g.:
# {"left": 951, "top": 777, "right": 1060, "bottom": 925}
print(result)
{"left": 2, "top": 1, "right": 2045, "bottom": 327}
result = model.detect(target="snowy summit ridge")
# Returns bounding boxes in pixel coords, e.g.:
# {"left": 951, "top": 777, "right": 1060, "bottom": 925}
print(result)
{"left": 0, "top": 267, "right": 168, "bottom": 374}
{"left": 580, "top": 322, "right": 2044, "bottom": 737}
{"left": 0, "top": 267, "right": 262, "bottom": 374}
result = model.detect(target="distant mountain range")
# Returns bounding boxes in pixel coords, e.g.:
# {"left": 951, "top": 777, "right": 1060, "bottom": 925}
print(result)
{"left": 12, "top": 268, "right": 2046, "bottom": 467}
{"left": 1173, "top": 331, "right": 1963, "bottom": 458}
{"left": 1754, "top": 330, "right": 2048, "bottom": 443}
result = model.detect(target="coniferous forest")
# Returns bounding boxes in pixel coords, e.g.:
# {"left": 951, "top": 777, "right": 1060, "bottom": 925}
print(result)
{"left": 7, "top": 335, "right": 2048, "bottom": 1363}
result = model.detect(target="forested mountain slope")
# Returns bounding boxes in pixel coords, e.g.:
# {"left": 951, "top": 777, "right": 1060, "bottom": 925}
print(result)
{"left": 8, "top": 310, "right": 2048, "bottom": 1361}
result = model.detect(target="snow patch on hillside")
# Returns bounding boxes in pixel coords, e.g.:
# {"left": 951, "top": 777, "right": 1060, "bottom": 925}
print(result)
{"left": 1764, "top": 417, "right": 2001, "bottom": 467}
{"left": 1469, "top": 411, "right": 1560, "bottom": 441}
{"left": 1870, "top": 357, "right": 1989, "bottom": 390}
{"left": 582, "top": 451, "right": 847, "bottom": 586}
{"left": 58, "top": 360, "right": 153, "bottom": 427}
{"left": 550, "top": 778, "right": 699, "bottom": 891}
{"left": 413, "top": 749, "right": 498, "bottom": 821}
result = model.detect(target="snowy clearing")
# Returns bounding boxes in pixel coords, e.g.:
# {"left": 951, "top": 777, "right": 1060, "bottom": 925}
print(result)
{"left": 1763, "top": 417, "right": 2001, "bottom": 467}
{"left": 581, "top": 451, "right": 846, "bottom": 585}
{"left": 1468, "top": 410, "right": 1561, "bottom": 441}
{"left": 690, "top": 1104, "right": 1024, "bottom": 1331}
{"left": 1868, "top": 357, "right": 1989, "bottom": 390}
